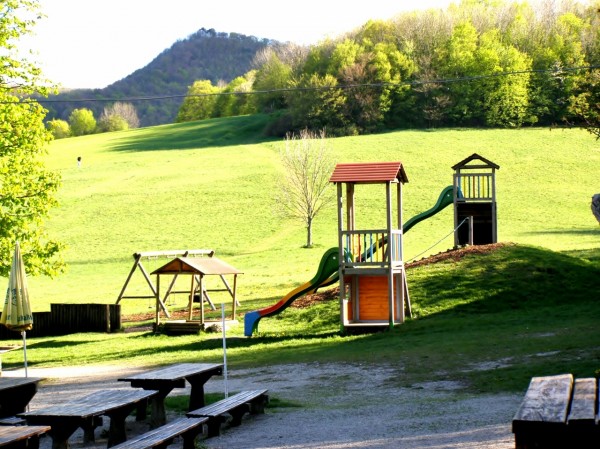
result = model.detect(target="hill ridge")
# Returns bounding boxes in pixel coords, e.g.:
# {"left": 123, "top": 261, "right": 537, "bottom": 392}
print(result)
{"left": 42, "top": 29, "right": 272, "bottom": 127}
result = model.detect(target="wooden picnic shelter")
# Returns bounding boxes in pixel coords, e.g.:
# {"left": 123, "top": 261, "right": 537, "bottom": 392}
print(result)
{"left": 151, "top": 257, "right": 242, "bottom": 327}
{"left": 116, "top": 249, "right": 216, "bottom": 317}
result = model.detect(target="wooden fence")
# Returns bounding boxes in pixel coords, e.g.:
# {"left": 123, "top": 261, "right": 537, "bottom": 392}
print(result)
{"left": 0, "top": 303, "right": 121, "bottom": 339}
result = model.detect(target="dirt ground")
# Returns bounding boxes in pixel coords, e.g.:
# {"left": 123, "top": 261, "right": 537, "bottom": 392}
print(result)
{"left": 8, "top": 361, "right": 521, "bottom": 449}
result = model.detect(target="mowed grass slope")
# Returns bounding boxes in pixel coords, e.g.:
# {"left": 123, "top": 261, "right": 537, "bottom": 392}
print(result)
{"left": 26, "top": 116, "right": 599, "bottom": 315}
{"left": 1, "top": 115, "right": 599, "bottom": 392}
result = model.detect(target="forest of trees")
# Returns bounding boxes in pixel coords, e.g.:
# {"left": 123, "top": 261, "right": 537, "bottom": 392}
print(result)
{"left": 178, "top": 0, "right": 599, "bottom": 136}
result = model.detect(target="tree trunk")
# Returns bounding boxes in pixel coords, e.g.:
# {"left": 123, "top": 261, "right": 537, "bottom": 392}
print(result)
{"left": 306, "top": 218, "right": 313, "bottom": 248}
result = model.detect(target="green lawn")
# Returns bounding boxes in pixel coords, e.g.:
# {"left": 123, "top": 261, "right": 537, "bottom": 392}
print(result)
{"left": 1, "top": 116, "right": 599, "bottom": 393}
{"left": 21, "top": 118, "right": 600, "bottom": 314}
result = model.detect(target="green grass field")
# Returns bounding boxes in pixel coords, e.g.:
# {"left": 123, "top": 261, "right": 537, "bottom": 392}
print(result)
{"left": 1, "top": 115, "right": 599, "bottom": 393}
{"left": 22, "top": 117, "right": 600, "bottom": 313}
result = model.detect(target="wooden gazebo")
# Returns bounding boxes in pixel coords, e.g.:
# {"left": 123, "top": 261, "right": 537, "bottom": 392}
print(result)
{"left": 330, "top": 161, "right": 411, "bottom": 330}
{"left": 151, "top": 257, "right": 242, "bottom": 331}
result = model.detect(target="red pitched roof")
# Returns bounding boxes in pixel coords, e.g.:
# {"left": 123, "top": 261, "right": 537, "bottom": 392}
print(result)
{"left": 329, "top": 162, "right": 408, "bottom": 184}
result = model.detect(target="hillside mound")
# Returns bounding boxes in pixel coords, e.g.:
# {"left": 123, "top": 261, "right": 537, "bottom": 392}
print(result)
{"left": 291, "top": 243, "right": 509, "bottom": 309}
{"left": 122, "top": 243, "right": 509, "bottom": 322}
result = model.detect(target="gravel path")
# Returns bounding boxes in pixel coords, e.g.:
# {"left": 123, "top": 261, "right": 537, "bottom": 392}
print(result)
{"left": 6, "top": 362, "right": 521, "bottom": 449}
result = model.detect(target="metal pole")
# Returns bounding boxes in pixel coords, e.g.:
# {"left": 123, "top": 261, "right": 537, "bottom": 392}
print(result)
{"left": 221, "top": 303, "right": 229, "bottom": 398}
{"left": 22, "top": 331, "right": 28, "bottom": 378}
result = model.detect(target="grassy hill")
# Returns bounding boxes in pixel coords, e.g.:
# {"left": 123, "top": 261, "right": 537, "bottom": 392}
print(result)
{"left": 1, "top": 116, "right": 599, "bottom": 391}
{"left": 28, "top": 117, "right": 599, "bottom": 313}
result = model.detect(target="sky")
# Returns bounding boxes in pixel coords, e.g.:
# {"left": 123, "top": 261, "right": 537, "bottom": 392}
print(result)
{"left": 20, "top": 0, "right": 454, "bottom": 89}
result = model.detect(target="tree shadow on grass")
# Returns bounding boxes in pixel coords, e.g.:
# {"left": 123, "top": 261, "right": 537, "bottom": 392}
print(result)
{"left": 109, "top": 115, "right": 274, "bottom": 152}
{"left": 525, "top": 228, "right": 600, "bottom": 236}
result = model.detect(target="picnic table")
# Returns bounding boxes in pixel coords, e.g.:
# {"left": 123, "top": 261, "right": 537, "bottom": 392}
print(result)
{"left": 0, "top": 377, "right": 44, "bottom": 418}
{"left": 0, "top": 425, "right": 50, "bottom": 449}
{"left": 118, "top": 363, "right": 223, "bottom": 428}
{"left": 19, "top": 388, "right": 157, "bottom": 449}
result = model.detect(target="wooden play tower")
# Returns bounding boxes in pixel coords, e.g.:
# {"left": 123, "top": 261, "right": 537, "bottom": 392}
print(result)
{"left": 330, "top": 162, "right": 411, "bottom": 331}
{"left": 452, "top": 153, "right": 499, "bottom": 246}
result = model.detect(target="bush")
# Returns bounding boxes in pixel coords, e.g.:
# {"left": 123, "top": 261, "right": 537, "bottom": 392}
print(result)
{"left": 47, "top": 119, "right": 70, "bottom": 139}
{"left": 69, "top": 108, "right": 97, "bottom": 136}
{"left": 98, "top": 115, "right": 129, "bottom": 132}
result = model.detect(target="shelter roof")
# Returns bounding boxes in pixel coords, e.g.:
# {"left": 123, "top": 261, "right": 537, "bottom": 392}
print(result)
{"left": 151, "top": 257, "right": 242, "bottom": 276}
{"left": 452, "top": 153, "right": 499, "bottom": 170}
{"left": 329, "top": 162, "right": 408, "bottom": 184}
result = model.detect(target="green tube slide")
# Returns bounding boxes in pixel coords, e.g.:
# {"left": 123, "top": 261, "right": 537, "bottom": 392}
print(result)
{"left": 244, "top": 186, "right": 455, "bottom": 336}
{"left": 403, "top": 185, "right": 454, "bottom": 233}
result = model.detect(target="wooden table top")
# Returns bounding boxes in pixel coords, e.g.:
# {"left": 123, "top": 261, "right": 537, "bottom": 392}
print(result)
{"left": 0, "top": 377, "right": 43, "bottom": 390}
{"left": 119, "top": 363, "right": 223, "bottom": 382}
{"left": 20, "top": 388, "right": 157, "bottom": 419}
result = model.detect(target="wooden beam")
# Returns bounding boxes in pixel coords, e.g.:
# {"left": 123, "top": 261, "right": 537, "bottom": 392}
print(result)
{"left": 188, "top": 275, "right": 195, "bottom": 321}
{"left": 116, "top": 253, "right": 142, "bottom": 304}
{"left": 232, "top": 274, "right": 238, "bottom": 320}
{"left": 136, "top": 249, "right": 214, "bottom": 258}
{"left": 386, "top": 182, "right": 394, "bottom": 327}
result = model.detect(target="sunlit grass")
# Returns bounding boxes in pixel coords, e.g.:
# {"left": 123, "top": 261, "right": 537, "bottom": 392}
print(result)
{"left": 18, "top": 121, "right": 600, "bottom": 316}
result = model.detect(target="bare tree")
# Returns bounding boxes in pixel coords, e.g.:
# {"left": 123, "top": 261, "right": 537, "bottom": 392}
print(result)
{"left": 101, "top": 102, "right": 140, "bottom": 129}
{"left": 276, "top": 129, "right": 336, "bottom": 248}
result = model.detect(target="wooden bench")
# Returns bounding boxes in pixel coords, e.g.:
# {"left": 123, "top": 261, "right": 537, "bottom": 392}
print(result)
{"left": 0, "top": 425, "right": 50, "bottom": 449}
{"left": 109, "top": 417, "right": 207, "bottom": 449}
{"left": 512, "top": 373, "right": 599, "bottom": 449}
{"left": 187, "top": 390, "right": 268, "bottom": 437}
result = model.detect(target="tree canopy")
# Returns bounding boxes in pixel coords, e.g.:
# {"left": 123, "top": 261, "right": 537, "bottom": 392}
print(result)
{"left": 0, "top": 0, "right": 64, "bottom": 277}
{"left": 177, "top": 0, "right": 599, "bottom": 137}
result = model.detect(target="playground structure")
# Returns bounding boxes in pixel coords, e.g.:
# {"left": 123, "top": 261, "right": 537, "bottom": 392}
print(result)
{"left": 245, "top": 161, "right": 427, "bottom": 336}
{"left": 331, "top": 162, "right": 411, "bottom": 330}
{"left": 116, "top": 249, "right": 242, "bottom": 330}
{"left": 150, "top": 256, "right": 242, "bottom": 330}
{"left": 452, "top": 153, "right": 499, "bottom": 246}
{"left": 245, "top": 154, "right": 500, "bottom": 336}
{"left": 119, "top": 157, "right": 499, "bottom": 336}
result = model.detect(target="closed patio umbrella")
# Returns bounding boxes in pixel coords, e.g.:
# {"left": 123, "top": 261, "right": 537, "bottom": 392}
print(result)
{"left": 1, "top": 242, "right": 33, "bottom": 376}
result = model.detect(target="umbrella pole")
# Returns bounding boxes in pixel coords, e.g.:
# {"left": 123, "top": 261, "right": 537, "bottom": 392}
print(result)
{"left": 21, "top": 331, "right": 28, "bottom": 378}
{"left": 221, "top": 303, "right": 228, "bottom": 398}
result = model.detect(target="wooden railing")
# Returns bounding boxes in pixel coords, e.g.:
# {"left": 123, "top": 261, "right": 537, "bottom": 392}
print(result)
{"left": 455, "top": 173, "right": 494, "bottom": 201}
{"left": 341, "top": 230, "right": 403, "bottom": 266}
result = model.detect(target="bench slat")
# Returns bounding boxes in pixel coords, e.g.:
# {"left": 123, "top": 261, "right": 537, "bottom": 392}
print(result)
{"left": 110, "top": 417, "right": 207, "bottom": 449}
{"left": 567, "top": 378, "right": 597, "bottom": 425}
{"left": 0, "top": 425, "right": 50, "bottom": 445}
{"left": 512, "top": 374, "right": 600, "bottom": 449}
{"left": 188, "top": 390, "right": 268, "bottom": 417}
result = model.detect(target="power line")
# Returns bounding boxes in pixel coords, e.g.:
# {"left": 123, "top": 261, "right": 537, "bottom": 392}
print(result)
{"left": 5, "top": 64, "right": 600, "bottom": 105}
